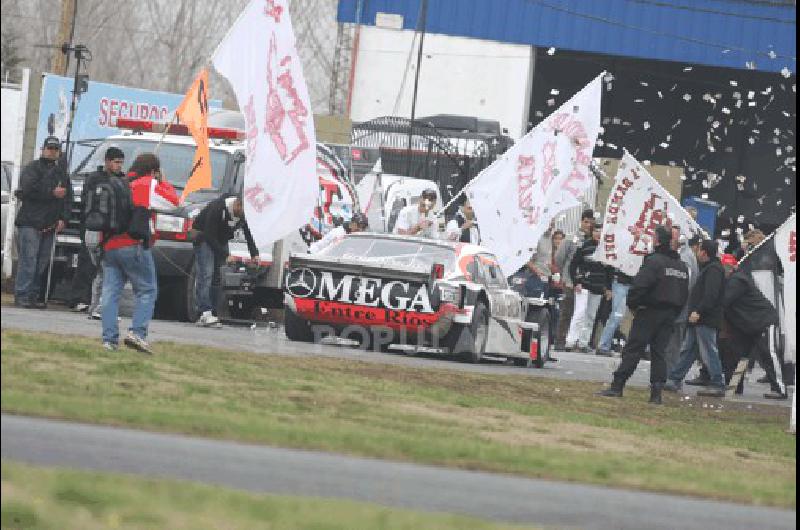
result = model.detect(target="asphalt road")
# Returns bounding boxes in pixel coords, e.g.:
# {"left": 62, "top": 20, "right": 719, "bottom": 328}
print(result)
{"left": 2, "top": 414, "right": 795, "bottom": 530}
{"left": 1, "top": 305, "right": 792, "bottom": 407}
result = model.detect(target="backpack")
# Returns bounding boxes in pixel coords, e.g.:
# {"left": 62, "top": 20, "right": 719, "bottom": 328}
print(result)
{"left": 84, "top": 176, "right": 134, "bottom": 236}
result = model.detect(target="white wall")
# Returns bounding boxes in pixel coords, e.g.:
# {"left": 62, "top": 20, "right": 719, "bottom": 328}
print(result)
{"left": 1, "top": 86, "right": 22, "bottom": 163}
{"left": 350, "top": 26, "right": 533, "bottom": 139}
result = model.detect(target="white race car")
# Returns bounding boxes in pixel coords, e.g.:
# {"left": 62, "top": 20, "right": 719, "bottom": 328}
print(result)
{"left": 283, "top": 233, "right": 549, "bottom": 367}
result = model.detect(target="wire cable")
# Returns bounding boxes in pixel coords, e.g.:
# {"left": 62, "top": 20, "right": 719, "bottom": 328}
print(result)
{"left": 523, "top": 0, "right": 796, "bottom": 61}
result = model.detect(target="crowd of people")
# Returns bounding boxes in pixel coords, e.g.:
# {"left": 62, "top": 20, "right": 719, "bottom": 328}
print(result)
{"left": 11, "top": 141, "right": 791, "bottom": 400}
{"left": 12, "top": 140, "right": 261, "bottom": 353}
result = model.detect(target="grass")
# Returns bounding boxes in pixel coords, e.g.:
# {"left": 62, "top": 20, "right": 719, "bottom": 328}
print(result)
{"left": 0, "top": 329, "right": 796, "bottom": 509}
{"left": 0, "top": 460, "right": 535, "bottom": 530}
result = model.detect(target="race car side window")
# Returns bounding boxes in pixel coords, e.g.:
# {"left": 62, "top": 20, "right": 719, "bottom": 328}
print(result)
{"left": 481, "top": 254, "right": 508, "bottom": 289}
{"left": 466, "top": 258, "right": 484, "bottom": 284}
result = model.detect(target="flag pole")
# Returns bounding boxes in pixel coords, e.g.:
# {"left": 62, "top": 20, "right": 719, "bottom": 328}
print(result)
{"left": 153, "top": 111, "right": 179, "bottom": 156}
{"left": 623, "top": 147, "right": 710, "bottom": 240}
{"left": 436, "top": 70, "right": 608, "bottom": 219}
{"left": 737, "top": 212, "right": 796, "bottom": 266}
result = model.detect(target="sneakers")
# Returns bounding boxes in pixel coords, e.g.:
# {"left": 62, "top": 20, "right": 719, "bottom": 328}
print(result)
{"left": 756, "top": 375, "right": 770, "bottom": 384}
{"left": 685, "top": 377, "right": 711, "bottom": 387}
{"left": 103, "top": 342, "right": 118, "bottom": 351}
{"left": 696, "top": 387, "right": 726, "bottom": 398}
{"left": 90, "top": 311, "right": 101, "bottom": 320}
{"left": 595, "top": 349, "right": 613, "bottom": 357}
{"left": 664, "top": 380, "right": 682, "bottom": 392}
{"left": 196, "top": 311, "right": 221, "bottom": 327}
{"left": 72, "top": 303, "right": 90, "bottom": 313}
{"left": 123, "top": 332, "right": 152, "bottom": 354}
{"left": 763, "top": 391, "right": 788, "bottom": 400}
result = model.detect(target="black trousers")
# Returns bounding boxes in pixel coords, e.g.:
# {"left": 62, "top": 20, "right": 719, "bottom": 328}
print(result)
{"left": 614, "top": 307, "right": 677, "bottom": 385}
{"left": 754, "top": 327, "right": 786, "bottom": 393}
{"left": 67, "top": 244, "right": 98, "bottom": 306}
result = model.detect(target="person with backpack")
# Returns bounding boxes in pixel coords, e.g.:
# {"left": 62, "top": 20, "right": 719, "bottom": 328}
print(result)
{"left": 67, "top": 147, "right": 125, "bottom": 314}
{"left": 14, "top": 136, "right": 71, "bottom": 309}
{"left": 99, "top": 153, "right": 178, "bottom": 353}
{"left": 190, "top": 194, "right": 261, "bottom": 327}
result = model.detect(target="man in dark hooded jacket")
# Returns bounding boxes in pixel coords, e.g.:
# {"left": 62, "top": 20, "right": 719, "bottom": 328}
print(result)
{"left": 14, "top": 136, "right": 71, "bottom": 308}
{"left": 665, "top": 240, "right": 727, "bottom": 396}
{"left": 598, "top": 226, "right": 689, "bottom": 404}
{"left": 718, "top": 256, "right": 780, "bottom": 396}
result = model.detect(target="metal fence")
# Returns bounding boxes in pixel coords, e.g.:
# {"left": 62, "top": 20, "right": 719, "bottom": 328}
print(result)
{"left": 351, "top": 116, "right": 512, "bottom": 211}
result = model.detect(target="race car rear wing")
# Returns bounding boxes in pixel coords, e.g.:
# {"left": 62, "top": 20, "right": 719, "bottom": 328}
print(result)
{"left": 287, "top": 254, "right": 437, "bottom": 287}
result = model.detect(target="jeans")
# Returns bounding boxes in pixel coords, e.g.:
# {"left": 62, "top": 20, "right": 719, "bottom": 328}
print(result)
{"left": 566, "top": 288, "right": 602, "bottom": 348}
{"left": 14, "top": 226, "right": 54, "bottom": 303}
{"left": 194, "top": 242, "right": 219, "bottom": 315}
{"left": 101, "top": 245, "right": 158, "bottom": 345}
{"left": 598, "top": 280, "right": 630, "bottom": 351}
{"left": 668, "top": 325, "right": 725, "bottom": 388}
{"left": 68, "top": 243, "right": 98, "bottom": 306}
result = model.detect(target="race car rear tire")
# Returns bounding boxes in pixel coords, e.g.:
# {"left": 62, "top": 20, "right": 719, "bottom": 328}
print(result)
{"left": 445, "top": 302, "right": 488, "bottom": 363}
{"left": 284, "top": 309, "right": 314, "bottom": 343}
{"left": 526, "top": 308, "right": 551, "bottom": 369}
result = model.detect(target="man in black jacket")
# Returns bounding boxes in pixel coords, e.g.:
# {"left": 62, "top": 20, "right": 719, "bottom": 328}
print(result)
{"left": 598, "top": 226, "right": 689, "bottom": 404}
{"left": 565, "top": 223, "right": 611, "bottom": 353}
{"left": 13, "top": 136, "right": 71, "bottom": 308}
{"left": 67, "top": 147, "right": 126, "bottom": 312}
{"left": 664, "top": 240, "right": 727, "bottom": 397}
{"left": 717, "top": 258, "right": 779, "bottom": 395}
{"left": 191, "top": 195, "right": 259, "bottom": 326}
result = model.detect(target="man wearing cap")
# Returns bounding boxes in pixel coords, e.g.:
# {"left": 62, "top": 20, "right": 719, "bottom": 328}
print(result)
{"left": 394, "top": 188, "right": 439, "bottom": 238}
{"left": 68, "top": 146, "right": 126, "bottom": 314}
{"left": 13, "top": 136, "right": 71, "bottom": 308}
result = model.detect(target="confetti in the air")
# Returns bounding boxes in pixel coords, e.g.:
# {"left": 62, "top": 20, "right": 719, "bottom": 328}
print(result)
{"left": 547, "top": 47, "right": 556, "bottom": 55}
{"left": 781, "top": 67, "right": 792, "bottom": 78}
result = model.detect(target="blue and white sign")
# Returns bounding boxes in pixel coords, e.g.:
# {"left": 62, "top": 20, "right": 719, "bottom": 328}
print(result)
{"left": 35, "top": 74, "right": 221, "bottom": 170}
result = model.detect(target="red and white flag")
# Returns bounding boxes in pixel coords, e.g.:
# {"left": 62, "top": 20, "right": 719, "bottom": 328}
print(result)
{"left": 775, "top": 213, "right": 796, "bottom": 364}
{"left": 593, "top": 150, "right": 702, "bottom": 277}
{"left": 212, "top": 0, "right": 317, "bottom": 250}
{"left": 467, "top": 73, "right": 603, "bottom": 275}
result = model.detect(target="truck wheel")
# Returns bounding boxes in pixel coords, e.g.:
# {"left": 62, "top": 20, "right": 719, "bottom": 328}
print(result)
{"left": 284, "top": 308, "right": 314, "bottom": 343}
{"left": 445, "top": 302, "right": 488, "bottom": 363}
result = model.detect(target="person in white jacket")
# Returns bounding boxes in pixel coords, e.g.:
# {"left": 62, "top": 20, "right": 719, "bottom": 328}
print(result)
{"left": 309, "top": 212, "right": 369, "bottom": 254}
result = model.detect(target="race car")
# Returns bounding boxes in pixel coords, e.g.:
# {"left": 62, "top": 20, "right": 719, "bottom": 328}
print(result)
{"left": 282, "top": 233, "right": 547, "bottom": 366}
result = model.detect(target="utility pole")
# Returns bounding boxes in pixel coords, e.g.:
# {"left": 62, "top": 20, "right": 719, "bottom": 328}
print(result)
{"left": 52, "top": 0, "right": 78, "bottom": 75}
{"left": 406, "top": 0, "right": 429, "bottom": 178}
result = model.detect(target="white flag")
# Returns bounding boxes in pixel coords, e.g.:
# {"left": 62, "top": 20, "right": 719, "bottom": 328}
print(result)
{"left": 467, "top": 73, "right": 603, "bottom": 275}
{"left": 212, "top": 0, "right": 317, "bottom": 250}
{"left": 775, "top": 214, "right": 796, "bottom": 364}
{"left": 593, "top": 150, "right": 702, "bottom": 277}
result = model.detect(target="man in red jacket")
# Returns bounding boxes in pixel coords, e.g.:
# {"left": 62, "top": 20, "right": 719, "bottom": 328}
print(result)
{"left": 100, "top": 153, "right": 178, "bottom": 353}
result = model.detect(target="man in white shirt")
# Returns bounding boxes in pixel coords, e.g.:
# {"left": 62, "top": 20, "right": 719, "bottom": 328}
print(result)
{"left": 394, "top": 188, "right": 438, "bottom": 238}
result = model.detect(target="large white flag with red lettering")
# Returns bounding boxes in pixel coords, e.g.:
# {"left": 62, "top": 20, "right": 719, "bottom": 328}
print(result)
{"left": 212, "top": 0, "right": 317, "bottom": 250}
{"left": 592, "top": 150, "right": 702, "bottom": 277}
{"left": 775, "top": 213, "right": 796, "bottom": 364}
{"left": 467, "top": 73, "right": 603, "bottom": 275}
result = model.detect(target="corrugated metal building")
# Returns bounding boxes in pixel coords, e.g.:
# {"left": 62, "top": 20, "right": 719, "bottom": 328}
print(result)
{"left": 338, "top": 0, "right": 796, "bottom": 73}
{"left": 337, "top": 0, "right": 796, "bottom": 232}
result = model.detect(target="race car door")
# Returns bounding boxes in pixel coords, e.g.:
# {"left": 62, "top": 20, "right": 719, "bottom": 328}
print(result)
{"left": 476, "top": 254, "right": 520, "bottom": 355}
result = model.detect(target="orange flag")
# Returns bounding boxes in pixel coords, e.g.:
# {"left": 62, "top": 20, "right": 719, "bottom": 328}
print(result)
{"left": 176, "top": 68, "right": 211, "bottom": 202}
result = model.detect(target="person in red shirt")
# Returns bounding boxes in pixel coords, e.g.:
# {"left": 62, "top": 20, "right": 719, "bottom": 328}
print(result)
{"left": 100, "top": 153, "right": 178, "bottom": 353}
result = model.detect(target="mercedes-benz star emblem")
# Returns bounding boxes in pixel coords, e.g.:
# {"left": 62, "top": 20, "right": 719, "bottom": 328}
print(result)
{"left": 286, "top": 268, "right": 317, "bottom": 298}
